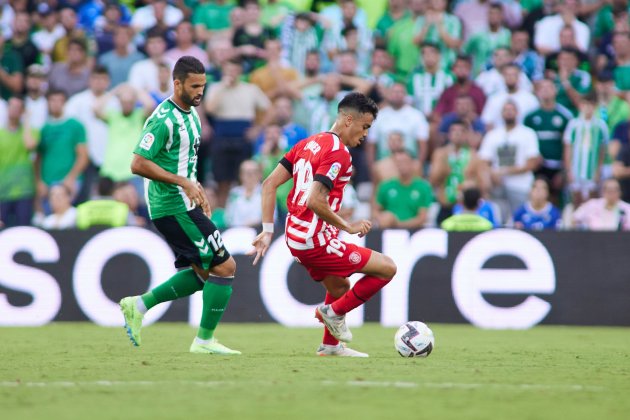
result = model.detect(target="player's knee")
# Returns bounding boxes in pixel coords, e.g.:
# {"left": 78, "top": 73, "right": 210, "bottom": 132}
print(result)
{"left": 212, "top": 257, "right": 236, "bottom": 278}
{"left": 331, "top": 278, "right": 350, "bottom": 297}
{"left": 381, "top": 255, "right": 397, "bottom": 280}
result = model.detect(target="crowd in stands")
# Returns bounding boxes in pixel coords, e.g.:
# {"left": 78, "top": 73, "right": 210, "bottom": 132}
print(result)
{"left": 3, "top": 0, "right": 630, "bottom": 232}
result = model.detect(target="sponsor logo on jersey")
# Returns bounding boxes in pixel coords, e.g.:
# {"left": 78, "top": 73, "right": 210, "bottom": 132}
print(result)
{"left": 326, "top": 162, "right": 341, "bottom": 180}
{"left": 139, "top": 133, "right": 155, "bottom": 150}
{"left": 349, "top": 251, "right": 362, "bottom": 264}
{"left": 552, "top": 116, "right": 563, "bottom": 127}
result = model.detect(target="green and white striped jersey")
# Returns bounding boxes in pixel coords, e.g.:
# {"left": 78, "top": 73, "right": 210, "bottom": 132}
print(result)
{"left": 134, "top": 98, "right": 202, "bottom": 219}
{"left": 563, "top": 116, "right": 609, "bottom": 181}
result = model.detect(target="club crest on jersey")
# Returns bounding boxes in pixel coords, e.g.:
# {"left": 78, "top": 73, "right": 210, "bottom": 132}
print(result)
{"left": 304, "top": 140, "right": 321, "bottom": 155}
{"left": 349, "top": 251, "right": 362, "bottom": 264}
{"left": 327, "top": 162, "right": 341, "bottom": 180}
{"left": 139, "top": 133, "right": 155, "bottom": 150}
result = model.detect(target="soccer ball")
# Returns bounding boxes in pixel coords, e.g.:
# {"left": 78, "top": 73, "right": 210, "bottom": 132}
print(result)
{"left": 394, "top": 321, "right": 435, "bottom": 358}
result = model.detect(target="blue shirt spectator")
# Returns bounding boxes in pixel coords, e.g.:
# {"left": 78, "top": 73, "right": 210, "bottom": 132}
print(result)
{"left": 453, "top": 200, "right": 500, "bottom": 227}
{"left": 513, "top": 178, "right": 561, "bottom": 230}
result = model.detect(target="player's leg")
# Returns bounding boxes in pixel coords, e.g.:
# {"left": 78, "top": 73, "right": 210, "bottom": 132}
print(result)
{"left": 316, "top": 250, "right": 396, "bottom": 342}
{"left": 329, "top": 250, "right": 396, "bottom": 315}
{"left": 119, "top": 213, "right": 208, "bottom": 346}
{"left": 316, "top": 276, "right": 368, "bottom": 357}
{"left": 188, "top": 257, "right": 241, "bottom": 355}
{"left": 320, "top": 276, "right": 349, "bottom": 346}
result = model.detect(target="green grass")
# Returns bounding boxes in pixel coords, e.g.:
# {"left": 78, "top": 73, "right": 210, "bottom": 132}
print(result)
{"left": 1, "top": 323, "right": 629, "bottom": 420}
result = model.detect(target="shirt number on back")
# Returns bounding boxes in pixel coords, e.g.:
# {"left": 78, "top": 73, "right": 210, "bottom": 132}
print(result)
{"left": 292, "top": 158, "right": 313, "bottom": 206}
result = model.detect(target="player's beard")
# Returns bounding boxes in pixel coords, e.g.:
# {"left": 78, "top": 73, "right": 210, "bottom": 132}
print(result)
{"left": 181, "top": 89, "right": 201, "bottom": 107}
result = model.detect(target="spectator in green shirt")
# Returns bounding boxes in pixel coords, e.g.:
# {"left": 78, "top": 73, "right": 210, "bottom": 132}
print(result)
{"left": 594, "top": 70, "right": 630, "bottom": 133}
{"left": 386, "top": 0, "right": 426, "bottom": 78}
{"left": 373, "top": 149, "right": 434, "bottom": 230}
{"left": 440, "top": 186, "right": 493, "bottom": 232}
{"left": 549, "top": 48, "right": 591, "bottom": 116}
{"left": 612, "top": 30, "right": 630, "bottom": 92}
{"left": 0, "top": 34, "right": 24, "bottom": 101}
{"left": 373, "top": 0, "right": 409, "bottom": 47}
{"left": 413, "top": 0, "right": 462, "bottom": 71}
{"left": 94, "top": 83, "right": 155, "bottom": 187}
{"left": 193, "top": 0, "right": 235, "bottom": 43}
{"left": 462, "top": 3, "right": 512, "bottom": 77}
{"left": 35, "top": 90, "right": 89, "bottom": 213}
{"left": 0, "top": 97, "right": 39, "bottom": 226}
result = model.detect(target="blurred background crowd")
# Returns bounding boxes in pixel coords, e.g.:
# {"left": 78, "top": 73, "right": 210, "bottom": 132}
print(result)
{"left": 2, "top": 0, "right": 630, "bottom": 232}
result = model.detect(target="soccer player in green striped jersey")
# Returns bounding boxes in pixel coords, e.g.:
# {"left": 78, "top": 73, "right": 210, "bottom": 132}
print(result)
{"left": 119, "top": 56, "right": 241, "bottom": 355}
{"left": 564, "top": 92, "right": 610, "bottom": 208}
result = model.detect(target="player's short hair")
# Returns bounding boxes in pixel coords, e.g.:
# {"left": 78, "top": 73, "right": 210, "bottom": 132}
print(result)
{"left": 338, "top": 92, "right": 378, "bottom": 119}
{"left": 172, "top": 56, "right": 206, "bottom": 82}
{"left": 462, "top": 187, "right": 482, "bottom": 211}
{"left": 489, "top": 2, "right": 503, "bottom": 11}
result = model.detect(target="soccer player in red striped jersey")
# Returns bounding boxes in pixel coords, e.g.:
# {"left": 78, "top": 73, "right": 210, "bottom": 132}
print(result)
{"left": 250, "top": 92, "right": 397, "bottom": 357}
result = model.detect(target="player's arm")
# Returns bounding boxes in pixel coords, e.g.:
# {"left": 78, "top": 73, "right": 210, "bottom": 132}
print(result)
{"left": 250, "top": 163, "right": 292, "bottom": 265}
{"left": 130, "top": 154, "right": 205, "bottom": 207}
{"left": 306, "top": 180, "right": 371, "bottom": 237}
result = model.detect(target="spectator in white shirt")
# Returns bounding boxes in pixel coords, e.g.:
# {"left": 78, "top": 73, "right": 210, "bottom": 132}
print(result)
{"left": 39, "top": 184, "right": 78, "bottom": 230}
{"left": 573, "top": 179, "right": 630, "bottom": 230}
{"left": 479, "top": 101, "right": 542, "bottom": 219}
{"left": 481, "top": 63, "right": 539, "bottom": 130}
{"left": 128, "top": 28, "right": 171, "bottom": 94}
{"left": 224, "top": 160, "right": 263, "bottom": 228}
{"left": 131, "top": 0, "right": 183, "bottom": 33}
{"left": 164, "top": 20, "right": 210, "bottom": 69}
{"left": 31, "top": 3, "right": 64, "bottom": 65}
{"left": 65, "top": 66, "right": 121, "bottom": 202}
{"left": 367, "top": 82, "right": 429, "bottom": 168}
{"left": 24, "top": 65, "right": 49, "bottom": 130}
{"left": 534, "top": 0, "right": 590, "bottom": 56}
{"left": 475, "top": 47, "right": 533, "bottom": 97}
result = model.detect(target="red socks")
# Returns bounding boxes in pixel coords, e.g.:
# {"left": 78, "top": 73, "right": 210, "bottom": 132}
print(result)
{"left": 331, "top": 276, "right": 390, "bottom": 316}
{"left": 322, "top": 292, "right": 339, "bottom": 345}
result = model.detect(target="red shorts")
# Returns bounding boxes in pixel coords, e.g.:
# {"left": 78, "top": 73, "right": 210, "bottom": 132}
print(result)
{"left": 288, "top": 237, "right": 372, "bottom": 281}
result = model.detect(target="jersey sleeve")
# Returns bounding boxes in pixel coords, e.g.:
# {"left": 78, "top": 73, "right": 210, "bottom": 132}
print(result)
{"left": 313, "top": 148, "right": 350, "bottom": 191}
{"left": 280, "top": 143, "right": 299, "bottom": 173}
{"left": 134, "top": 116, "right": 169, "bottom": 161}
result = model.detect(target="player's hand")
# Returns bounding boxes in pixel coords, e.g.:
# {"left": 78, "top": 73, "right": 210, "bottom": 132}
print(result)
{"left": 181, "top": 179, "right": 205, "bottom": 208}
{"left": 248, "top": 231, "right": 273, "bottom": 266}
{"left": 347, "top": 219, "right": 372, "bottom": 237}
{"left": 197, "top": 181, "right": 212, "bottom": 218}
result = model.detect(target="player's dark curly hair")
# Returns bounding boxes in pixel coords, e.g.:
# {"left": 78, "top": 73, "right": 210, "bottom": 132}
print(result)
{"left": 338, "top": 92, "right": 379, "bottom": 119}
{"left": 172, "top": 56, "right": 205, "bottom": 82}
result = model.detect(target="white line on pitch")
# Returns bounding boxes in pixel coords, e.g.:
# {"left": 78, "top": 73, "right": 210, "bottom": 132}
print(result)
{"left": 0, "top": 380, "right": 605, "bottom": 392}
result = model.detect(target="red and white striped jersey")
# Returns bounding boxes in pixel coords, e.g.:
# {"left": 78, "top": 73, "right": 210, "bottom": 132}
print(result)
{"left": 279, "top": 132, "right": 353, "bottom": 250}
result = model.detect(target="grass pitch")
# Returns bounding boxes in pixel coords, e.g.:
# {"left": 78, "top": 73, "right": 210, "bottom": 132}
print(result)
{"left": 1, "top": 323, "right": 628, "bottom": 420}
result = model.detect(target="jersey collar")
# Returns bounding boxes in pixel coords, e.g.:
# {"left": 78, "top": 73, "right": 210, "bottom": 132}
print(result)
{"left": 168, "top": 97, "right": 192, "bottom": 114}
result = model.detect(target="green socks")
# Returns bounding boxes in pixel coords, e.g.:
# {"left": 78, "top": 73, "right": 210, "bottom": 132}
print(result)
{"left": 197, "top": 277, "right": 233, "bottom": 340}
{"left": 141, "top": 268, "right": 204, "bottom": 310}
{"left": 139, "top": 269, "right": 233, "bottom": 341}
